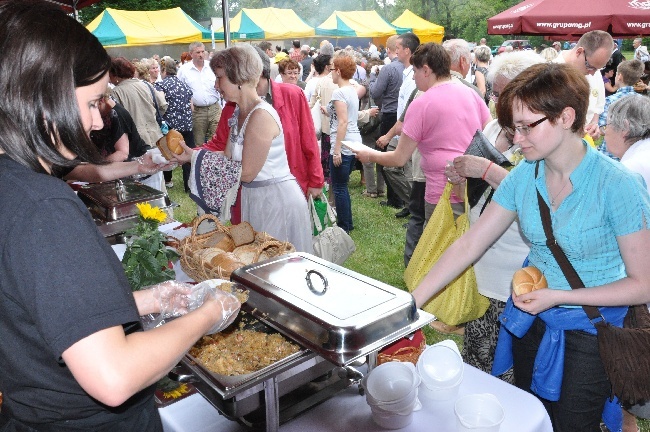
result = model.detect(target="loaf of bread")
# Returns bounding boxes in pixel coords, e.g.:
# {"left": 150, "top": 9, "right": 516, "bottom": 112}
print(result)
{"left": 204, "top": 232, "right": 235, "bottom": 252}
{"left": 512, "top": 266, "right": 548, "bottom": 296}
{"left": 212, "top": 252, "right": 245, "bottom": 274}
{"left": 156, "top": 129, "right": 184, "bottom": 160}
{"left": 198, "top": 248, "right": 226, "bottom": 269}
{"left": 232, "top": 244, "right": 260, "bottom": 265}
{"left": 229, "top": 221, "right": 255, "bottom": 247}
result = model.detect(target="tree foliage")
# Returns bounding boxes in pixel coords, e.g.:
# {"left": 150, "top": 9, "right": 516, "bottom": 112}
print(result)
{"left": 80, "top": 0, "right": 214, "bottom": 24}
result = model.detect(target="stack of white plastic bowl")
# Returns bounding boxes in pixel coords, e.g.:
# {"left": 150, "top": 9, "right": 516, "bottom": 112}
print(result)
{"left": 416, "top": 340, "right": 464, "bottom": 402}
{"left": 454, "top": 393, "right": 505, "bottom": 431}
{"left": 363, "top": 362, "right": 422, "bottom": 429}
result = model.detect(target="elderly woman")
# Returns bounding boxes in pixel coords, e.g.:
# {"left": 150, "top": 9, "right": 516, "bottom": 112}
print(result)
{"left": 278, "top": 58, "right": 305, "bottom": 90}
{"left": 604, "top": 94, "right": 650, "bottom": 432}
{"left": 109, "top": 57, "right": 167, "bottom": 154}
{"left": 156, "top": 56, "right": 194, "bottom": 192}
{"left": 473, "top": 45, "right": 492, "bottom": 104}
{"left": 175, "top": 44, "right": 312, "bottom": 252}
{"left": 328, "top": 54, "right": 362, "bottom": 233}
{"left": 445, "top": 50, "right": 544, "bottom": 380}
{"left": 0, "top": 2, "right": 240, "bottom": 429}
{"left": 412, "top": 63, "right": 650, "bottom": 432}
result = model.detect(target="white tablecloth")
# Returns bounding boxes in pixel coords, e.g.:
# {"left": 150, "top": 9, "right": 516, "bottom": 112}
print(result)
{"left": 159, "top": 363, "right": 552, "bottom": 432}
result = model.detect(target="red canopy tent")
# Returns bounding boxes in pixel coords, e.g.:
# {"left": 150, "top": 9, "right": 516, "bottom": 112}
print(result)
{"left": 488, "top": 0, "right": 650, "bottom": 38}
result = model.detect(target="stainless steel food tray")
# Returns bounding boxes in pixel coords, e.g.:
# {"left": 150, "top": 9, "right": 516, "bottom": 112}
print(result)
{"left": 77, "top": 179, "right": 170, "bottom": 221}
{"left": 232, "top": 252, "right": 435, "bottom": 366}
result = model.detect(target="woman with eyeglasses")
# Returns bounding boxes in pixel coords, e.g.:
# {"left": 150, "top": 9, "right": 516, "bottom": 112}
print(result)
{"left": 414, "top": 62, "right": 650, "bottom": 432}
{"left": 443, "top": 50, "right": 544, "bottom": 384}
{"left": 278, "top": 58, "right": 305, "bottom": 90}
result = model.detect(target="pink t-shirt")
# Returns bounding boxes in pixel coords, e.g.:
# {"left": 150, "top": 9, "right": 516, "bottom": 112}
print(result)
{"left": 402, "top": 82, "right": 491, "bottom": 204}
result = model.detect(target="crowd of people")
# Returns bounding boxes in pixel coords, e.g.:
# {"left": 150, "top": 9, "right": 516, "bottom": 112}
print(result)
{"left": 1, "top": 0, "right": 649, "bottom": 429}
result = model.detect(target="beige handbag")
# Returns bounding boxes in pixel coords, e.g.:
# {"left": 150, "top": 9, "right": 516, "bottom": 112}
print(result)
{"left": 309, "top": 194, "right": 355, "bottom": 265}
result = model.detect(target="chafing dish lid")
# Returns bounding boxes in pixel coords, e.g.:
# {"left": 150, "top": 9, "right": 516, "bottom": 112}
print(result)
{"left": 232, "top": 253, "right": 424, "bottom": 366}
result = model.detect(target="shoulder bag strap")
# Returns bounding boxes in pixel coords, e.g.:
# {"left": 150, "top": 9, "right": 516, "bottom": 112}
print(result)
{"left": 534, "top": 162, "right": 601, "bottom": 320}
{"left": 144, "top": 81, "right": 163, "bottom": 125}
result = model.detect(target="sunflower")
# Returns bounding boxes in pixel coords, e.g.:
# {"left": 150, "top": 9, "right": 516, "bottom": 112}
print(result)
{"left": 136, "top": 202, "right": 167, "bottom": 224}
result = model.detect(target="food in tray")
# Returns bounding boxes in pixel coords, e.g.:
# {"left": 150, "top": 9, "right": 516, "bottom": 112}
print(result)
{"left": 156, "top": 129, "right": 184, "bottom": 160}
{"left": 229, "top": 221, "right": 256, "bottom": 246}
{"left": 190, "top": 326, "right": 300, "bottom": 376}
{"left": 217, "top": 281, "right": 249, "bottom": 304}
{"left": 512, "top": 266, "right": 547, "bottom": 296}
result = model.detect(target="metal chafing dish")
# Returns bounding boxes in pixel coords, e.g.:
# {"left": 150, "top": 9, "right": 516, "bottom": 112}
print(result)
{"left": 173, "top": 253, "right": 434, "bottom": 431}
{"left": 76, "top": 179, "right": 172, "bottom": 239}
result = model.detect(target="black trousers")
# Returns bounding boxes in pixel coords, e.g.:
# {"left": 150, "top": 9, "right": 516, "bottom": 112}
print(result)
{"left": 377, "top": 112, "right": 403, "bottom": 208}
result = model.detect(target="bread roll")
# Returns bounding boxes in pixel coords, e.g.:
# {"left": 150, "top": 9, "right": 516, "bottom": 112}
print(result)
{"left": 512, "top": 266, "right": 548, "bottom": 296}
{"left": 156, "top": 129, "right": 184, "bottom": 160}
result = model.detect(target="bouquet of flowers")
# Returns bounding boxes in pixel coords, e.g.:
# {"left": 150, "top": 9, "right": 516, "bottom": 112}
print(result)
{"left": 122, "top": 203, "right": 178, "bottom": 291}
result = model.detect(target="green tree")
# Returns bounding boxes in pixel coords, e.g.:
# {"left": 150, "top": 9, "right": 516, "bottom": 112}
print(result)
{"left": 80, "top": 0, "right": 214, "bottom": 25}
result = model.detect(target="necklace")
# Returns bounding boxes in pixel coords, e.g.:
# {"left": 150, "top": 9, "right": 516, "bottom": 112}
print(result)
{"left": 550, "top": 177, "right": 571, "bottom": 207}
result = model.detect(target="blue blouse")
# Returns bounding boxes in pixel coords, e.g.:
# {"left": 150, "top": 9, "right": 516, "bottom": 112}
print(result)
{"left": 155, "top": 76, "right": 193, "bottom": 132}
{"left": 494, "top": 143, "right": 650, "bottom": 293}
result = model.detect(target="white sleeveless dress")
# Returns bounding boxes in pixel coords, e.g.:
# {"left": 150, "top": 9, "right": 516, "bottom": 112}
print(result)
{"left": 229, "top": 101, "right": 312, "bottom": 253}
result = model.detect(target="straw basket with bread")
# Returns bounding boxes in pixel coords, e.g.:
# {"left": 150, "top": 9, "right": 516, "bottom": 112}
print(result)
{"left": 512, "top": 266, "right": 547, "bottom": 296}
{"left": 178, "top": 214, "right": 295, "bottom": 282}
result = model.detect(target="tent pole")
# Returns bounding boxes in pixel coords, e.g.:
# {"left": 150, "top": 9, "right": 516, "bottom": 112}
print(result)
{"left": 221, "top": 0, "right": 231, "bottom": 48}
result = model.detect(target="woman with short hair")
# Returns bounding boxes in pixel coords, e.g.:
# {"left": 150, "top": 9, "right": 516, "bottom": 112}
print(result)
{"left": 413, "top": 62, "right": 650, "bottom": 432}
{"left": 473, "top": 45, "right": 493, "bottom": 104}
{"left": 278, "top": 58, "right": 305, "bottom": 89}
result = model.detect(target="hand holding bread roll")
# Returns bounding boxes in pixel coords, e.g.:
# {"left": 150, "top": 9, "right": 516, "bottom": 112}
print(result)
{"left": 156, "top": 129, "right": 184, "bottom": 160}
{"left": 512, "top": 266, "right": 548, "bottom": 296}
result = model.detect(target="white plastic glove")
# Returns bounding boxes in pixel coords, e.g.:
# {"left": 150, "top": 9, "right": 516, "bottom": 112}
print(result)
{"left": 203, "top": 288, "right": 241, "bottom": 335}
{"left": 148, "top": 280, "right": 193, "bottom": 318}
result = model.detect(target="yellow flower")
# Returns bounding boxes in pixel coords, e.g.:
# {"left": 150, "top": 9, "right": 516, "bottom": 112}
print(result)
{"left": 136, "top": 203, "right": 167, "bottom": 223}
{"left": 161, "top": 383, "right": 191, "bottom": 399}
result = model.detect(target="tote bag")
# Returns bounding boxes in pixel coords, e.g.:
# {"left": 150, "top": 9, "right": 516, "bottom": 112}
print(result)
{"left": 310, "top": 194, "right": 355, "bottom": 265}
{"left": 404, "top": 183, "right": 489, "bottom": 326}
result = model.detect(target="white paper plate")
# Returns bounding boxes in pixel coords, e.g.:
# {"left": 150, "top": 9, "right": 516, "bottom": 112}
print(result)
{"left": 341, "top": 140, "right": 366, "bottom": 153}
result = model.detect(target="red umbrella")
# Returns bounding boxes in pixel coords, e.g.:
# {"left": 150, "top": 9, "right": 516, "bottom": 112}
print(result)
{"left": 488, "top": 0, "right": 650, "bottom": 38}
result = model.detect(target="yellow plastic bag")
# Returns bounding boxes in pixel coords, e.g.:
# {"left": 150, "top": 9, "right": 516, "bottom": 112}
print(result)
{"left": 404, "top": 183, "right": 489, "bottom": 326}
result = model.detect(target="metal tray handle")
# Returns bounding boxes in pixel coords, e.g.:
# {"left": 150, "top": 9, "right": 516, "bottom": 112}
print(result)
{"left": 305, "top": 270, "right": 328, "bottom": 295}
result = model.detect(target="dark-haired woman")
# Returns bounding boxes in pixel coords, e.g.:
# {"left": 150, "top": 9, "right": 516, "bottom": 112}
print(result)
{"left": 0, "top": 2, "right": 240, "bottom": 430}
{"left": 410, "top": 63, "right": 650, "bottom": 432}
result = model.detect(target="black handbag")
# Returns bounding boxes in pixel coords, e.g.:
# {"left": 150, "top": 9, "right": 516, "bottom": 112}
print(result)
{"left": 535, "top": 162, "right": 650, "bottom": 406}
{"left": 464, "top": 129, "right": 512, "bottom": 208}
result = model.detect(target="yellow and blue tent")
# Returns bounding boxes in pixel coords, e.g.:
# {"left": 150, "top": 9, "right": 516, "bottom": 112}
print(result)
{"left": 316, "top": 11, "right": 410, "bottom": 38}
{"left": 212, "top": 8, "right": 314, "bottom": 41}
{"left": 86, "top": 7, "right": 211, "bottom": 47}
{"left": 392, "top": 10, "right": 444, "bottom": 44}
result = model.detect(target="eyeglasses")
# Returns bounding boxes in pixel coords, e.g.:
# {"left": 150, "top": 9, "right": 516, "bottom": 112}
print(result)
{"left": 583, "top": 51, "right": 599, "bottom": 72}
{"left": 503, "top": 116, "right": 548, "bottom": 136}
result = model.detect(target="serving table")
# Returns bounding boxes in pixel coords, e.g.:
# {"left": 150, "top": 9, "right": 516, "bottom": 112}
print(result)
{"left": 159, "top": 362, "right": 553, "bottom": 432}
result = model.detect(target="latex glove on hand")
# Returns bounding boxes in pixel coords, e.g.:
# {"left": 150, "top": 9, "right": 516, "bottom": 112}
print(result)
{"left": 149, "top": 280, "right": 194, "bottom": 318}
{"left": 202, "top": 289, "right": 241, "bottom": 335}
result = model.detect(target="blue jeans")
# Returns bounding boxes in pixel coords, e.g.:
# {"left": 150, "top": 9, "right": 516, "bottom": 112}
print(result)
{"left": 329, "top": 154, "right": 354, "bottom": 233}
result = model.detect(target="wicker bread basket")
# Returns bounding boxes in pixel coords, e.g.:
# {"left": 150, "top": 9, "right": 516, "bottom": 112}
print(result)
{"left": 178, "top": 214, "right": 295, "bottom": 282}
{"left": 376, "top": 329, "right": 426, "bottom": 366}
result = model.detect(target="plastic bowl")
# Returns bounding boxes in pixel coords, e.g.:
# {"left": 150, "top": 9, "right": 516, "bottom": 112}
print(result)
{"left": 366, "top": 384, "right": 418, "bottom": 412}
{"left": 416, "top": 344, "right": 464, "bottom": 389}
{"left": 454, "top": 393, "right": 505, "bottom": 432}
{"left": 370, "top": 407, "right": 414, "bottom": 430}
{"left": 418, "top": 377, "right": 461, "bottom": 402}
{"left": 366, "top": 362, "right": 419, "bottom": 402}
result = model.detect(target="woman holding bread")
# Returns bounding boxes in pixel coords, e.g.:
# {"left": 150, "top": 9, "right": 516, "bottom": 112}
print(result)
{"left": 412, "top": 62, "right": 650, "bottom": 432}
{"left": 444, "top": 50, "right": 543, "bottom": 383}
{"left": 175, "top": 44, "right": 312, "bottom": 253}
{"left": 0, "top": 2, "right": 240, "bottom": 430}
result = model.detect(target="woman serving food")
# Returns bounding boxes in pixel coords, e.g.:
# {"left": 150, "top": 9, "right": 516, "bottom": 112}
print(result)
{"left": 0, "top": 2, "right": 240, "bottom": 430}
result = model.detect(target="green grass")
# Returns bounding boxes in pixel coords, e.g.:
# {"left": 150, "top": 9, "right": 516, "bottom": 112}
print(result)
{"left": 166, "top": 166, "right": 647, "bottom": 431}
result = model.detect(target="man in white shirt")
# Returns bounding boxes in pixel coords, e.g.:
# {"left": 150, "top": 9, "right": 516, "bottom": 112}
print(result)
{"left": 177, "top": 42, "right": 222, "bottom": 147}
{"left": 633, "top": 37, "right": 649, "bottom": 63}
{"left": 553, "top": 30, "right": 613, "bottom": 139}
